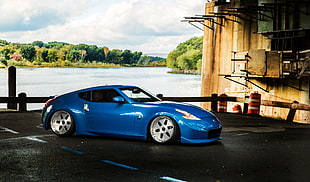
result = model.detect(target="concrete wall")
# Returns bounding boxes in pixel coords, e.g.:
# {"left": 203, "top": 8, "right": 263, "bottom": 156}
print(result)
{"left": 201, "top": 1, "right": 310, "bottom": 123}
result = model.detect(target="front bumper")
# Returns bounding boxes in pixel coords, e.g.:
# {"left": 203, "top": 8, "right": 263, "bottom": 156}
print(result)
{"left": 178, "top": 116, "right": 222, "bottom": 143}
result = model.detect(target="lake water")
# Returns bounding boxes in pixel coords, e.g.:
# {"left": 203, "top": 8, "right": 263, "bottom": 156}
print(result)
{"left": 0, "top": 67, "right": 201, "bottom": 110}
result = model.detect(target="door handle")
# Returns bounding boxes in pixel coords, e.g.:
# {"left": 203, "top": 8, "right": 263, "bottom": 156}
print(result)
{"left": 84, "top": 103, "right": 89, "bottom": 112}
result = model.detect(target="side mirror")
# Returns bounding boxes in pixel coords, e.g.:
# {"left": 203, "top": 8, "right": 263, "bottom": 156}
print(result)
{"left": 113, "top": 96, "right": 125, "bottom": 103}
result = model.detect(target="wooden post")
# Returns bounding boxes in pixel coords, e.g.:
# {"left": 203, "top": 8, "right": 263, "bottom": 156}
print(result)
{"left": 286, "top": 101, "right": 299, "bottom": 122}
{"left": 18, "top": 92, "right": 27, "bottom": 112}
{"left": 243, "top": 95, "right": 249, "bottom": 114}
{"left": 8, "top": 66, "right": 17, "bottom": 109}
{"left": 211, "top": 94, "right": 218, "bottom": 112}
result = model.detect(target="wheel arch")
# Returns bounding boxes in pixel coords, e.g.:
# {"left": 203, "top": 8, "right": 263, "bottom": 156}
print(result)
{"left": 47, "top": 108, "right": 82, "bottom": 131}
{"left": 146, "top": 112, "right": 181, "bottom": 143}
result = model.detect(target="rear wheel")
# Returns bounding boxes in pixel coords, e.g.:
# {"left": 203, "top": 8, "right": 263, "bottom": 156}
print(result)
{"left": 149, "top": 116, "right": 179, "bottom": 144}
{"left": 50, "top": 110, "right": 75, "bottom": 136}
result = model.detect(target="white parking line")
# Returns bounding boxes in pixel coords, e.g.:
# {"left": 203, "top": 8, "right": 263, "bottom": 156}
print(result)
{"left": 0, "top": 126, "right": 19, "bottom": 134}
{"left": 23, "top": 135, "right": 49, "bottom": 143}
{"left": 0, "top": 134, "right": 54, "bottom": 143}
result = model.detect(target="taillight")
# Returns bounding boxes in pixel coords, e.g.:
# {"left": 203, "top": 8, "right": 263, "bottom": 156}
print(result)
{"left": 45, "top": 97, "right": 57, "bottom": 107}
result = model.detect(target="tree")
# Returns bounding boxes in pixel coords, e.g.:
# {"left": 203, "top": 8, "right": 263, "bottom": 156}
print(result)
{"left": 167, "top": 50, "right": 183, "bottom": 69}
{"left": 21, "top": 46, "right": 36, "bottom": 62}
{"left": 0, "top": 54, "right": 8, "bottom": 66}
{"left": 176, "top": 36, "right": 203, "bottom": 51}
{"left": 176, "top": 54, "right": 191, "bottom": 70}
{"left": 41, "top": 49, "right": 48, "bottom": 62}
{"left": 0, "top": 39, "right": 152, "bottom": 67}
{"left": 176, "top": 49, "right": 202, "bottom": 70}
{"left": 68, "top": 49, "right": 81, "bottom": 62}
{"left": 47, "top": 49, "right": 58, "bottom": 62}
{"left": 32, "top": 41, "right": 44, "bottom": 48}
{"left": 132, "top": 51, "right": 142, "bottom": 64}
{"left": 106, "top": 49, "right": 122, "bottom": 64}
{"left": 2, "top": 48, "right": 13, "bottom": 60}
{"left": 121, "top": 50, "right": 133, "bottom": 64}
{"left": 0, "top": 40, "right": 9, "bottom": 46}
{"left": 167, "top": 36, "right": 203, "bottom": 71}
{"left": 138, "top": 55, "right": 150, "bottom": 65}
{"left": 86, "top": 45, "right": 105, "bottom": 62}
{"left": 45, "top": 41, "right": 69, "bottom": 49}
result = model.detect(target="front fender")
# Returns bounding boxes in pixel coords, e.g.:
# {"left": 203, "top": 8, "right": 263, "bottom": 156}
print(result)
{"left": 145, "top": 111, "right": 184, "bottom": 136}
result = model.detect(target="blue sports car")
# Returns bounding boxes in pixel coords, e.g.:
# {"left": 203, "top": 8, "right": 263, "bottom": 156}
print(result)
{"left": 42, "top": 85, "right": 222, "bottom": 144}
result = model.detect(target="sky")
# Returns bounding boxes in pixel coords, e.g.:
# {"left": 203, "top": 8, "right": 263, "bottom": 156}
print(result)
{"left": 0, "top": 0, "right": 206, "bottom": 57}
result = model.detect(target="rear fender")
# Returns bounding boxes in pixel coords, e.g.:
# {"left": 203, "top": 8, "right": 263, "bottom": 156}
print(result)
{"left": 44, "top": 108, "right": 83, "bottom": 132}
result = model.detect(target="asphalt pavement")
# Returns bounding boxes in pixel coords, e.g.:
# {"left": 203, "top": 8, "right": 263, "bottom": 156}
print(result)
{"left": 0, "top": 111, "right": 309, "bottom": 182}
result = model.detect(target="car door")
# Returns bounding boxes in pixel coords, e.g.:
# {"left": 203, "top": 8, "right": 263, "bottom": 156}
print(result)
{"left": 81, "top": 89, "right": 136, "bottom": 135}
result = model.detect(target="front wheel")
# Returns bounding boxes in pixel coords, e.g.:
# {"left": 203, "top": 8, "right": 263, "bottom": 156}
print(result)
{"left": 149, "top": 116, "right": 179, "bottom": 144}
{"left": 50, "top": 110, "right": 75, "bottom": 136}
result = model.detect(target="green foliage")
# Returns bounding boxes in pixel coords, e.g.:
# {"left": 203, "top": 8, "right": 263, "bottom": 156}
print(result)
{"left": 167, "top": 50, "right": 183, "bottom": 68}
{"left": 176, "top": 36, "right": 203, "bottom": 51}
{"left": 106, "top": 49, "right": 122, "bottom": 64}
{"left": 167, "top": 36, "right": 203, "bottom": 72}
{"left": 0, "top": 40, "right": 165, "bottom": 67}
{"left": 0, "top": 40, "right": 9, "bottom": 46}
{"left": 41, "top": 49, "right": 48, "bottom": 62}
{"left": 31, "top": 41, "right": 44, "bottom": 48}
{"left": 47, "top": 49, "right": 58, "bottom": 63}
{"left": 150, "top": 59, "right": 166, "bottom": 67}
{"left": 21, "top": 46, "right": 36, "bottom": 62}
{"left": 2, "top": 48, "right": 13, "bottom": 59}
{"left": 120, "top": 50, "right": 142, "bottom": 65}
{"left": 0, "top": 53, "right": 8, "bottom": 66}
{"left": 138, "top": 55, "right": 150, "bottom": 65}
{"left": 176, "top": 49, "right": 202, "bottom": 70}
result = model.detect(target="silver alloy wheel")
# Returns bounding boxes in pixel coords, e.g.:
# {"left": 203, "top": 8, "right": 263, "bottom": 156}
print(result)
{"left": 150, "top": 116, "right": 178, "bottom": 143}
{"left": 50, "top": 110, "right": 75, "bottom": 136}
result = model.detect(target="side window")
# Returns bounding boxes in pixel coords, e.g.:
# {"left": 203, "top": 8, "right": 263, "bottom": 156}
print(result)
{"left": 78, "top": 91, "right": 91, "bottom": 101}
{"left": 91, "top": 89, "right": 121, "bottom": 102}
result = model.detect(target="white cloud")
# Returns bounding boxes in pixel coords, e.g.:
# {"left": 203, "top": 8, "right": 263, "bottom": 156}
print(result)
{"left": 0, "top": 0, "right": 205, "bottom": 56}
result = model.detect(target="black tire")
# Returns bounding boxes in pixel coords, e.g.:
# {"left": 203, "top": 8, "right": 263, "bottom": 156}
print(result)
{"left": 50, "top": 110, "right": 75, "bottom": 136}
{"left": 149, "top": 116, "right": 179, "bottom": 144}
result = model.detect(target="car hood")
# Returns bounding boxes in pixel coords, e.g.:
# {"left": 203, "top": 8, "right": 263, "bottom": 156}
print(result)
{"left": 145, "top": 101, "right": 215, "bottom": 118}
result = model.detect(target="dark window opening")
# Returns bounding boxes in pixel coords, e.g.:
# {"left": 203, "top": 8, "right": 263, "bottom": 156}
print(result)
{"left": 78, "top": 89, "right": 122, "bottom": 103}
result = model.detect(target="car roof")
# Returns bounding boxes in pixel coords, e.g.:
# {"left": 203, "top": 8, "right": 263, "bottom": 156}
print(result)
{"left": 75, "top": 85, "right": 136, "bottom": 93}
{"left": 55, "top": 85, "right": 137, "bottom": 97}
{"left": 89, "top": 85, "right": 135, "bottom": 89}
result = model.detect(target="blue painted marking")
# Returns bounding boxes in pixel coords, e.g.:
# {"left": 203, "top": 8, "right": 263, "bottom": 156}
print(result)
{"left": 101, "top": 160, "right": 139, "bottom": 171}
{"left": 160, "top": 176, "right": 187, "bottom": 182}
{"left": 60, "top": 146, "right": 85, "bottom": 155}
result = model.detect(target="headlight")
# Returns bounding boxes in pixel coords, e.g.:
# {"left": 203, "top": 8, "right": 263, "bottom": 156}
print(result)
{"left": 175, "top": 109, "right": 201, "bottom": 120}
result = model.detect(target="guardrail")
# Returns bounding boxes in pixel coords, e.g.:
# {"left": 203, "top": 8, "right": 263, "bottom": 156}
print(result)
{"left": 0, "top": 93, "right": 49, "bottom": 112}
{"left": 159, "top": 96, "right": 310, "bottom": 110}
{"left": 158, "top": 94, "right": 310, "bottom": 122}
{"left": 157, "top": 93, "right": 238, "bottom": 112}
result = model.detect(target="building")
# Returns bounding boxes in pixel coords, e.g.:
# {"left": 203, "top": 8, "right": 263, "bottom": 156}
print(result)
{"left": 186, "top": 0, "right": 310, "bottom": 123}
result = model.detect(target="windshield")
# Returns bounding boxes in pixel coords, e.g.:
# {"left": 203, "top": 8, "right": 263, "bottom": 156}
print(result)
{"left": 120, "top": 87, "right": 160, "bottom": 102}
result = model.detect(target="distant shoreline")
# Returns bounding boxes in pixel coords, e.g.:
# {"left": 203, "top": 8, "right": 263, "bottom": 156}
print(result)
{"left": 1, "top": 64, "right": 200, "bottom": 75}
{"left": 168, "top": 70, "right": 201, "bottom": 75}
